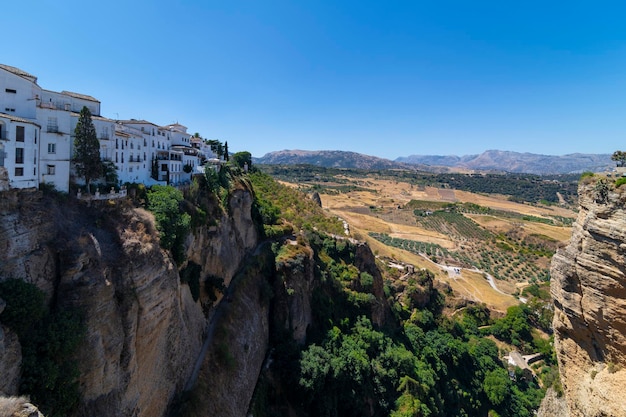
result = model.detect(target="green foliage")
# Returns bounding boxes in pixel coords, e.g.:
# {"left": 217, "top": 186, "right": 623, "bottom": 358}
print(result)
{"left": 250, "top": 171, "right": 344, "bottom": 235}
{"left": 146, "top": 185, "right": 191, "bottom": 262}
{"left": 0, "top": 279, "right": 46, "bottom": 338}
{"left": 615, "top": 177, "right": 626, "bottom": 188}
{"left": 232, "top": 151, "right": 252, "bottom": 170}
{"left": 20, "top": 308, "right": 85, "bottom": 417}
{"left": 183, "top": 163, "right": 193, "bottom": 173}
{"left": 580, "top": 171, "right": 595, "bottom": 179}
{"left": 489, "top": 305, "right": 532, "bottom": 348}
{"left": 73, "top": 106, "right": 102, "bottom": 192}
{"left": 0, "top": 280, "right": 85, "bottom": 417}
{"left": 259, "top": 165, "right": 579, "bottom": 204}
{"left": 483, "top": 368, "right": 511, "bottom": 405}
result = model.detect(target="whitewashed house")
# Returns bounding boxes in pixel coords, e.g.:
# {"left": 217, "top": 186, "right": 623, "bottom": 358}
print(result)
{"left": 0, "top": 64, "right": 42, "bottom": 189}
{"left": 37, "top": 90, "right": 102, "bottom": 192}
{"left": 0, "top": 63, "right": 211, "bottom": 192}
{"left": 0, "top": 113, "right": 41, "bottom": 189}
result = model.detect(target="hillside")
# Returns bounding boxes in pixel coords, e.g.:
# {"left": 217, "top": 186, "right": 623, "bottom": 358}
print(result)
{"left": 397, "top": 150, "right": 613, "bottom": 175}
{"left": 255, "top": 149, "right": 613, "bottom": 175}
{"left": 255, "top": 149, "right": 438, "bottom": 171}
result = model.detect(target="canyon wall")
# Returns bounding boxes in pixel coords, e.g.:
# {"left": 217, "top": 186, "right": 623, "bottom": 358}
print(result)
{"left": 0, "top": 186, "right": 259, "bottom": 416}
{"left": 551, "top": 180, "right": 626, "bottom": 417}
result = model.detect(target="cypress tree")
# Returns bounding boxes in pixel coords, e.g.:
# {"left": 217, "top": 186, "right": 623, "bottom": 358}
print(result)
{"left": 73, "top": 106, "right": 102, "bottom": 193}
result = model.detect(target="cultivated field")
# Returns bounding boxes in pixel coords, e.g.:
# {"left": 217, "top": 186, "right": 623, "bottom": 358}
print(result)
{"left": 297, "top": 175, "right": 576, "bottom": 312}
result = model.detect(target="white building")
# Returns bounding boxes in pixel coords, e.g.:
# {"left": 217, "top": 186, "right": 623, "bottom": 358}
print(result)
{"left": 0, "top": 113, "right": 41, "bottom": 189}
{"left": 0, "top": 63, "right": 214, "bottom": 192}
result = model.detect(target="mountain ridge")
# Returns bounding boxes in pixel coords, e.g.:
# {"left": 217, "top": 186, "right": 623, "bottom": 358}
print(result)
{"left": 255, "top": 149, "right": 613, "bottom": 175}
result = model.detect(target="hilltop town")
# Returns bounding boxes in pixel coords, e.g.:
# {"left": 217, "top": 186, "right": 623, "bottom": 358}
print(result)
{"left": 0, "top": 64, "right": 223, "bottom": 193}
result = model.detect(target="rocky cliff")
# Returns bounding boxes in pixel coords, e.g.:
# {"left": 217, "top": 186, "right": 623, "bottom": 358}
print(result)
{"left": 0, "top": 184, "right": 259, "bottom": 416}
{"left": 550, "top": 180, "right": 626, "bottom": 417}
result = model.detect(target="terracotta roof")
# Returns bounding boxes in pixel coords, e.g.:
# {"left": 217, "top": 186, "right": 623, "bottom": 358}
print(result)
{"left": 0, "top": 112, "right": 41, "bottom": 127}
{"left": 61, "top": 90, "right": 99, "bottom": 103}
{"left": 0, "top": 64, "right": 37, "bottom": 83}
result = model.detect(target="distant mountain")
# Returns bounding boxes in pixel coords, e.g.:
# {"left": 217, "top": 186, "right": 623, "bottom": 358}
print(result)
{"left": 255, "top": 150, "right": 419, "bottom": 170}
{"left": 396, "top": 150, "right": 613, "bottom": 175}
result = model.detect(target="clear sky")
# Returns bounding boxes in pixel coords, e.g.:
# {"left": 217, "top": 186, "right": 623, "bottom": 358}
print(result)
{"left": 4, "top": 1, "right": 626, "bottom": 159}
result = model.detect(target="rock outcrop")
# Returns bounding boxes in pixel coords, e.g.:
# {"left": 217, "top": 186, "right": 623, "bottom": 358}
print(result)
{"left": 0, "top": 184, "right": 260, "bottom": 417}
{"left": 0, "top": 396, "right": 45, "bottom": 417}
{"left": 551, "top": 180, "right": 626, "bottom": 417}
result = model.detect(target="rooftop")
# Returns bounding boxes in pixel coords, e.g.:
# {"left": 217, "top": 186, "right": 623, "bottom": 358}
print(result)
{"left": 61, "top": 90, "right": 100, "bottom": 103}
{"left": 0, "top": 64, "right": 38, "bottom": 83}
{"left": 0, "top": 112, "right": 41, "bottom": 127}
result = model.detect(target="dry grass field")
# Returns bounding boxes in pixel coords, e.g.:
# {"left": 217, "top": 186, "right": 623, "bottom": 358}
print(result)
{"left": 303, "top": 175, "right": 577, "bottom": 312}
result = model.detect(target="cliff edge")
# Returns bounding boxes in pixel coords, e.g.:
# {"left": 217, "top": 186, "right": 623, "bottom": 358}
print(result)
{"left": 551, "top": 179, "right": 626, "bottom": 417}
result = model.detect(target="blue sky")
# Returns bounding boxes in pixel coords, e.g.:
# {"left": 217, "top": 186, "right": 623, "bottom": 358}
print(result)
{"left": 5, "top": 1, "right": 626, "bottom": 159}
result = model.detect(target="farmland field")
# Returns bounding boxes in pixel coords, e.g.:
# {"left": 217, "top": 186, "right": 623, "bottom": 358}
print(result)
{"left": 264, "top": 167, "right": 576, "bottom": 312}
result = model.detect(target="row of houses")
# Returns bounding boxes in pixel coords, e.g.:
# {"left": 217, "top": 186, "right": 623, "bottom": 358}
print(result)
{"left": 0, "top": 64, "right": 220, "bottom": 193}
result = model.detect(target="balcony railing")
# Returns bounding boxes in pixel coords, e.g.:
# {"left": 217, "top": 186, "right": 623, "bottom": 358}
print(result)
{"left": 47, "top": 125, "right": 59, "bottom": 133}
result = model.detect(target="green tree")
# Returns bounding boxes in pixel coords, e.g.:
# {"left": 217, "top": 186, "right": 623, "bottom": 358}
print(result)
{"left": 146, "top": 185, "right": 191, "bottom": 259}
{"left": 483, "top": 368, "right": 511, "bottom": 405}
{"left": 224, "top": 141, "right": 229, "bottom": 161}
{"left": 232, "top": 151, "right": 252, "bottom": 170}
{"left": 73, "top": 106, "right": 102, "bottom": 193}
{"left": 612, "top": 150, "right": 626, "bottom": 167}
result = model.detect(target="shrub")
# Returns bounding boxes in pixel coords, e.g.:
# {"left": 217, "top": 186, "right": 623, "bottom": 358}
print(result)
{"left": 0, "top": 279, "right": 46, "bottom": 339}
{"left": 0, "top": 280, "right": 85, "bottom": 417}
{"left": 146, "top": 185, "right": 191, "bottom": 261}
{"left": 615, "top": 177, "right": 626, "bottom": 188}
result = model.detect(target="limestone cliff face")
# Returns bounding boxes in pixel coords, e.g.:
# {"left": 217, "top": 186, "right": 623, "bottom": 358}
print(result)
{"left": 551, "top": 181, "right": 626, "bottom": 417}
{"left": 0, "top": 185, "right": 259, "bottom": 416}
{"left": 191, "top": 247, "right": 272, "bottom": 417}
{"left": 273, "top": 242, "right": 316, "bottom": 345}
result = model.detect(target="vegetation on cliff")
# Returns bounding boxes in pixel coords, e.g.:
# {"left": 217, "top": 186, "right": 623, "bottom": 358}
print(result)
{"left": 0, "top": 279, "right": 85, "bottom": 417}
{"left": 247, "top": 173, "right": 554, "bottom": 417}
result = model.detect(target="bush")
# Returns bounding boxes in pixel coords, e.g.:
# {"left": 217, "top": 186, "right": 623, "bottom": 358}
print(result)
{"left": 615, "top": 177, "right": 626, "bottom": 188}
{"left": 0, "top": 279, "right": 46, "bottom": 339}
{"left": 146, "top": 185, "right": 191, "bottom": 262}
{"left": 0, "top": 279, "right": 85, "bottom": 417}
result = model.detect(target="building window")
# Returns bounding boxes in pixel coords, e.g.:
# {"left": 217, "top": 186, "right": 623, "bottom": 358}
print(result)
{"left": 15, "top": 148, "right": 24, "bottom": 164}
{"left": 15, "top": 167, "right": 23, "bottom": 176}
{"left": 16, "top": 126, "right": 24, "bottom": 142}
{"left": 5, "top": 88, "right": 16, "bottom": 94}
{"left": 34, "top": 130, "right": 37, "bottom": 144}
{"left": 47, "top": 117, "right": 58, "bottom": 133}
{"left": 47, "top": 165, "right": 56, "bottom": 175}
{"left": 48, "top": 143, "right": 56, "bottom": 154}
{"left": 5, "top": 108, "right": 15, "bottom": 113}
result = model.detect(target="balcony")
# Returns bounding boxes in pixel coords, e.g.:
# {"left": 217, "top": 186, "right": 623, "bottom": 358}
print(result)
{"left": 47, "top": 125, "right": 59, "bottom": 133}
